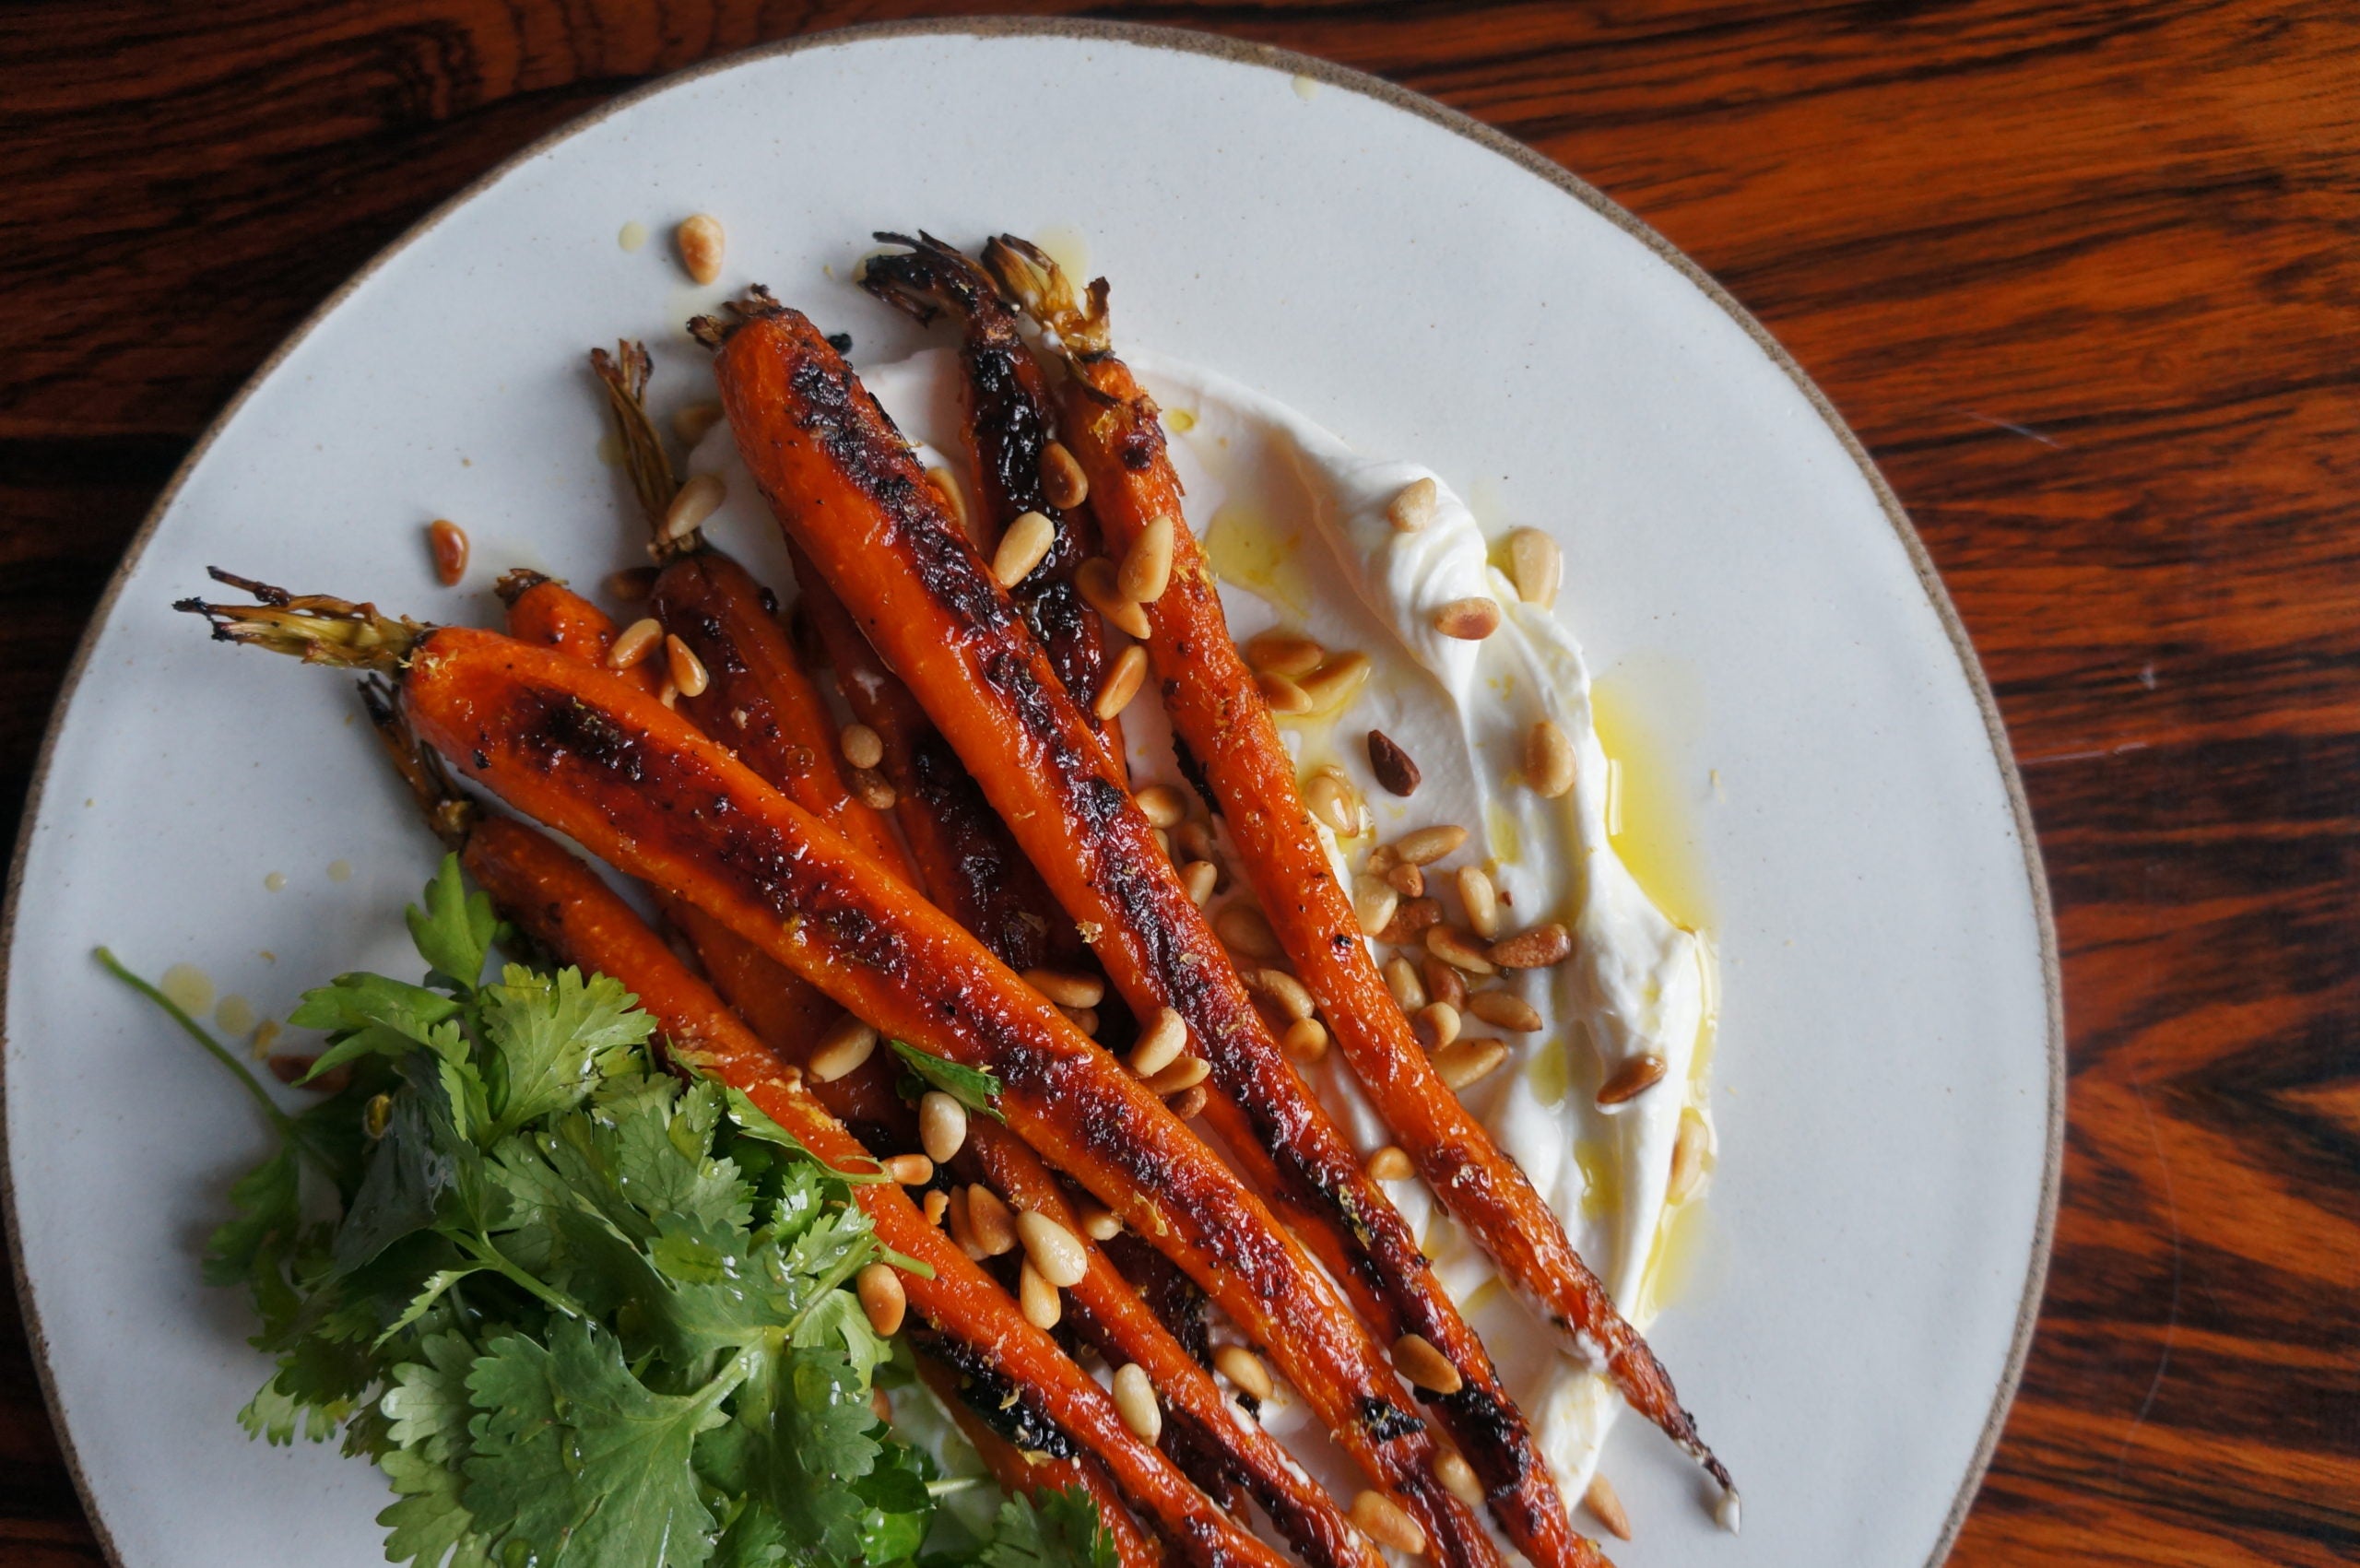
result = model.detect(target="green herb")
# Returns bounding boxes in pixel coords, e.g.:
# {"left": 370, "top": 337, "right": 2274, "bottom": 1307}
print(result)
{"left": 105, "top": 854, "right": 1103, "bottom": 1568}
{"left": 888, "top": 1039, "right": 1006, "bottom": 1123}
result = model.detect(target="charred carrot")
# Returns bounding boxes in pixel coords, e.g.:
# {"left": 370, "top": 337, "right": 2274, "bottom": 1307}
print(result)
{"left": 187, "top": 589, "right": 1489, "bottom": 1567}
{"left": 695, "top": 297, "right": 1563, "bottom": 1566}
{"left": 990, "top": 239, "right": 1730, "bottom": 1503}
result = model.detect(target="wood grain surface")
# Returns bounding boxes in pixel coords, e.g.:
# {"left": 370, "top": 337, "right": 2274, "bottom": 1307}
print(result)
{"left": 3, "top": 3, "right": 2355, "bottom": 1563}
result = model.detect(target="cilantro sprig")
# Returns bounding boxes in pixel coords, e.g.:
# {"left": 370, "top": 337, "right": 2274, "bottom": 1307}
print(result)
{"left": 888, "top": 1038, "right": 1006, "bottom": 1123}
{"left": 105, "top": 854, "right": 1105, "bottom": 1568}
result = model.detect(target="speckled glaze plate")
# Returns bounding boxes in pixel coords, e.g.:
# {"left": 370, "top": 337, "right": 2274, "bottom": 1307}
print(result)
{"left": 1, "top": 21, "right": 2059, "bottom": 1568}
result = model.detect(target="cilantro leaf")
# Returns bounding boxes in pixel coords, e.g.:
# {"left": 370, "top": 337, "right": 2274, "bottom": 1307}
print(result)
{"left": 694, "top": 1344, "right": 879, "bottom": 1562}
{"left": 974, "top": 1490, "right": 1120, "bottom": 1568}
{"left": 379, "top": 1444, "right": 490, "bottom": 1568}
{"left": 382, "top": 1332, "right": 477, "bottom": 1467}
{"left": 887, "top": 1039, "right": 1006, "bottom": 1123}
{"left": 479, "top": 964, "right": 652, "bottom": 1138}
{"left": 407, "top": 853, "right": 499, "bottom": 995}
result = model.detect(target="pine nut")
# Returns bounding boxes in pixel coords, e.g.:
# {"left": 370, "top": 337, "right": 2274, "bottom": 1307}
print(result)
{"left": 1435, "top": 1450, "right": 1483, "bottom": 1508}
{"left": 1024, "top": 968, "right": 1106, "bottom": 1009}
{"left": 1059, "top": 1004, "right": 1100, "bottom": 1036}
{"left": 1128, "top": 1008, "right": 1188, "bottom": 1078}
{"left": 1245, "top": 968, "right": 1316, "bottom": 1020}
{"left": 885, "top": 1153, "right": 934, "bottom": 1185}
{"left": 665, "top": 633, "right": 711, "bottom": 699}
{"left": 1392, "top": 825, "right": 1469, "bottom": 867}
{"left": 1466, "top": 990, "right": 1543, "bottom": 1032}
{"left": 1489, "top": 922, "right": 1573, "bottom": 969}
{"left": 1425, "top": 926, "right": 1497, "bottom": 975}
{"left": 1383, "top": 956, "right": 1428, "bottom": 1012}
{"left": 808, "top": 1017, "right": 879, "bottom": 1081}
{"left": 1214, "top": 1345, "right": 1273, "bottom": 1402}
{"left": 607, "top": 617, "right": 664, "bottom": 670}
{"left": 1150, "top": 827, "right": 1172, "bottom": 859}
{"left": 1135, "top": 784, "right": 1187, "bottom": 828}
{"left": 1174, "top": 820, "right": 1219, "bottom": 865}
{"left": 1304, "top": 771, "right": 1358, "bottom": 836}
{"left": 1352, "top": 875, "right": 1400, "bottom": 937}
{"left": 1367, "top": 1146, "right": 1415, "bottom": 1181}
{"left": 1598, "top": 1054, "right": 1668, "bottom": 1107}
{"left": 1257, "top": 671, "right": 1316, "bottom": 714}
{"left": 673, "top": 400, "right": 726, "bottom": 447}
{"left": 675, "top": 213, "right": 726, "bottom": 285}
{"left": 921, "top": 1188, "right": 950, "bottom": 1226}
{"left": 606, "top": 566, "right": 658, "bottom": 601}
{"left": 1094, "top": 644, "right": 1148, "bottom": 720}
{"left": 1392, "top": 1334, "right": 1464, "bottom": 1395}
{"left": 1367, "top": 729, "right": 1421, "bottom": 796}
{"left": 427, "top": 519, "right": 468, "bottom": 586}
{"left": 1456, "top": 866, "right": 1501, "bottom": 938}
{"left": 1434, "top": 1037, "right": 1508, "bottom": 1091}
{"left": 1584, "top": 1473, "right": 1634, "bottom": 1541}
{"left": 1387, "top": 476, "right": 1439, "bottom": 533}
{"left": 1112, "top": 1362, "right": 1161, "bottom": 1443}
{"left": 1670, "top": 1109, "right": 1711, "bottom": 1202}
{"left": 1298, "top": 652, "right": 1373, "bottom": 714}
{"left": 657, "top": 679, "right": 679, "bottom": 709}
{"left": 1244, "top": 631, "right": 1326, "bottom": 677}
{"left": 1016, "top": 1210, "right": 1088, "bottom": 1288}
{"left": 1180, "top": 860, "right": 1219, "bottom": 905}
{"left": 1377, "top": 897, "right": 1442, "bottom": 945}
{"left": 841, "top": 723, "right": 884, "bottom": 771}
{"left": 1433, "top": 597, "right": 1502, "bottom": 640}
{"left": 919, "top": 1090, "right": 970, "bottom": 1163}
{"left": 872, "top": 1385, "right": 893, "bottom": 1422}
{"left": 1143, "top": 1055, "right": 1210, "bottom": 1095}
{"left": 849, "top": 767, "right": 897, "bottom": 810}
{"left": 1215, "top": 904, "right": 1282, "bottom": 961}
{"left": 1413, "top": 1002, "right": 1460, "bottom": 1051}
{"left": 1509, "top": 528, "right": 1563, "bottom": 608}
{"left": 967, "top": 1184, "right": 1018, "bottom": 1256}
{"left": 1421, "top": 957, "right": 1467, "bottom": 1012}
{"left": 1165, "top": 1084, "right": 1209, "bottom": 1119}
{"left": 926, "top": 466, "right": 973, "bottom": 542}
{"left": 1351, "top": 1491, "right": 1426, "bottom": 1556}
{"left": 1040, "top": 440, "right": 1090, "bottom": 509}
{"left": 1019, "top": 1258, "right": 1062, "bottom": 1329}
{"left": 1078, "top": 1200, "right": 1124, "bottom": 1241}
{"left": 856, "top": 1262, "right": 906, "bottom": 1336}
{"left": 1366, "top": 843, "right": 1399, "bottom": 874}
{"left": 1385, "top": 862, "right": 1425, "bottom": 898}
{"left": 993, "top": 509, "right": 1056, "bottom": 587}
{"left": 1282, "top": 1017, "right": 1329, "bottom": 1061}
{"left": 1118, "top": 514, "right": 1176, "bottom": 602}
{"left": 663, "top": 471, "right": 726, "bottom": 544}
{"left": 364, "top": 1092, "right": 394, "bottom": 1138}
{"left": 1527, "top": 719, "right": 1576, "bottom": 798}
{"left": 947, "top": 1185, "right": 983, "bottom": 1259}
{"left": 1076, "top": 557, "right": 1152, "bottom": 638}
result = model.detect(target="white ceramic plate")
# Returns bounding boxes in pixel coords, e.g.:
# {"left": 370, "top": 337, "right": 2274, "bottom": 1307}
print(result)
{"left": 0, "top": 21, "right": 2059, "bottom": 1568}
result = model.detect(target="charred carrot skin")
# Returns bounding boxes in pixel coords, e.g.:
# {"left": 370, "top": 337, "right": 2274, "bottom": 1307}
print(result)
{"left": 386, "top": 629, "right": 1477, "bottom": 1562}
{"left": 497, "top": 570, "right": 662, "bottom": 695}
{"left": 697, "top": 299, "right": 1517, "bottom": 1568}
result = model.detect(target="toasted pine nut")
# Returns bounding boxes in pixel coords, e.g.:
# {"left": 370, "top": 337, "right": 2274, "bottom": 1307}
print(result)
{"left": 608, "top": 617, "right": 663, "bottom": 670}
{"left": 1174, "top": 820, "right": 1219, "bottom": 865}
{"left": 1366, "top": 843, "right": 1399, "bottom": 874}
{"left": 1094, "top": 644, "right": 1148, "bottom": 721}
{"left": 1058, "top": 1003, "right": 1100, "bottom": 1036}
{"left": 967, "top": 1184, "right": 1018, "bottom": 1256}
{"left": 1118, "top": 514, "right": 1176, "bottom": 601}
{"left": 1351, "top": 1491, "right": 1426, "bottom": 1556}
{"left": 919, "top": 1090, "right": 969, "bottom": 1163}
{"left": 947, "top": 1185, "right": 982, "bottom": 1259}
{"left": 1024, "top": 968, "right": 1106, "bottom": 1009}
{"left": 1434, "top": 1037, "right": 1508, "bottom": 1091}
{"left": 872, "top": 1385, "right": 893, "bottom": 1422}
{"left": 849, "top": 767, "right": 897, "bottom": 810}
{"left": 1435, "top": 1450, "right": 1483, "bottom": 1507}
{"left": 1387, "top": 476, "right": 1439, "bottom": 533}
{"left": 1076, "top": 557, "right": 1152, "bottom": 638}
{"left": 1509, "top": 528, "right": 1563, "bottom": 608}
{"left": 1433, "top": 596, "right": 1502, "bottom": 640}
{"left": 1376, "top": 897, "right": 1442, "bottom": 946}
{"left": 1040, "top": 440, "right": 1090, "bottom": 509}
{"left": 1413, "top": 1002, "right": 1461, "bottom": 1051}
{"left": 1527, "top": 719, "right": 1577, "bottom": 798}
{"left": 1281, "top": 1017, "right": 1329, "bottom": 1061}
{"left": 1298, "top": 652, "right": 1374, "bottom": 714}
{"left": 884, "top": 1153, "right": 933, "bottom": 1185}
{"left": 675, "top": 213, "right": 726, "bottom": 285}
{"left": 1112, "top": 1362, "right": 1161, "bottom": 1442}
{"left": 1598, "top": 1054, "right": 1669, "bottom": 1107}
{"left": 1466, "top": 989, "right": 1544, "bottom": 1032}
{"left": 663, "top": 471, "right": 726, "bottom": 544}
{"left": 1425, "top": 926, "right": 1497, "bottom": 975}
{"left": 1392, "top": 1334, "right": 1464, "bottom": 1396}
{"left": 840, "top": 723, "right": 884, "bottom": 771}
{"left": 926, "top": 466, "right": 973, "bottom": 542}
{"left": 1383, "top": 956, "right": 1428, "bottom": 1013}
{"left": 993, "top": 509, "right": 1056, "bottom": 586}
{"left": 1213, "top": 1345, "right": 1273, "bottom": 1402}
{"left": 1180, "top": 860, "right": 1219, "bottom": 905}
{"left": 1670, "top": 1109, "right": 1711, "bottom": 1202}
{"left": 427, "top": 519, "right": 468, "bottom": 586}
{"left": 808, "top": 1017, "right": 878, "bottom": 1081}
{"left": 657, "top": 678, "right": 679, "bottom": 709}
{"left": 1245, "top": 968, "right": 1316, "bottom": 1020}
{"left": 1165, "top": 1084, "right": 1210, "bottom": 1119}
{"left": 1019, "top": 1257, "right": 1062, "bottom": 1329}
{"left": 921, "top": 1188, "right": 950, "bottom": 1226}
{"left": 673, "top": 400, "right": 726, "bottom": 447}
{"left": 1385, "top": 861, "right": 1426, "bottom": 898}
{"left": 1128, "top": 1008, "right": 1188, "bottom": 1078}
{"left": 1304, "top": 771, "right": 1358, "bottom": 836}
{"left": 1392, "top": 825, "right": 1469, "bottom": 867}
{"left": 1135, "top": 784, "right": 1187, "bottom": 828}
{"left": 1143, "top": 1055, "right": 1210, "bottom": 1096}
{"left": 665, "top": 633, "right": 711, "bottom": 699}
{"left": 1215, "top": 904, "right": 1282, "bottom": 961}
{"left": 1584, "top": 1473, "right": 1634, "bottom": 1541}
{"left": 1489, "top": 922, "right": 1573, "bottom": 969}
{"left": 856, "top": 1262, "right": 906, "bottom": 1336}
{"left": 1016, "top": 1210, "right": 1088, "bottom": 1288}
{"left": 1150, "top": 825, "right": 1172, "bottom": 859}
{"left": 1352, "top": 875, "right": 1400, "bottom": 937}
{"left": 1257, "top": 671, "right": 1316, "bottom": 715}
{"left": 1244, "top": 631, "right": 1326, "bottom": 677}
{"left": 1456, "top": 865, "right": 1501, "bottom": 938}
{"left": 606, "top": 565, "right": 658, "bottom": 601}
{"left": 1078, "top": 1199, "right": 1123, "bottom": 1241}
{"left": 1421, "top": 956, "right": 1467, "bottom": 1012}
{"left": 1366, "top": 1146, "right": 1415, "bottom": 1181}
{"left": 1366, "top": 729, "right": 1421, "bottom": 796}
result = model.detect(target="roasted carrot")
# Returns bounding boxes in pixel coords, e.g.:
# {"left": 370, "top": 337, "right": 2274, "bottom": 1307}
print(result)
{"left": 187, "top": 588, "right": 1484, "bottom": 1567}
{"left": 989, "top": 237, "right": 1730, "bottom": 1501}
{"left": 695, "top": 297, "right": 1557, "bottom": 1567}
{"left": 496, "top": 568, "right": 661, "bottom": 695}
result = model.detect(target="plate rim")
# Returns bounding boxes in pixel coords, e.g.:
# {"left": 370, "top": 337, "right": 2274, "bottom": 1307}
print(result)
{"left": 0, "top": 18, "right": 2064, "bottom": 1566}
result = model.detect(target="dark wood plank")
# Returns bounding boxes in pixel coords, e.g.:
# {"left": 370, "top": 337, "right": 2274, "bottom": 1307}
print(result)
{"left": 2, "top": 3, "right": 2355, "bottom": 1563}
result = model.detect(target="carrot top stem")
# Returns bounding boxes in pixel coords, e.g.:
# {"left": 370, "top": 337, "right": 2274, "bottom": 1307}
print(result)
{"left": 174, "top": 569, "right": 421, "bottom": 670}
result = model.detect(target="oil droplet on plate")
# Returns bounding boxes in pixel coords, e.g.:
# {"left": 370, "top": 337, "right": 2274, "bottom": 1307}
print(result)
{"left": 251, "top": 1018, "right": 281, "bottom": 1059}
{"left": 215, "top": 995, "right": 256, "bottom": 1037}
{"left": 159, "top": 963, "right": 214, "bottom": 1017}
{"left": 1032, "top": 224, "right": 1090, "bottom": 287}
{"left": 618, "top": 220, "right": 647, "bottom": 253}
{"left": 1588, "top": 667, "right": 1713, "bottom": 933}
{"left": 263, "top": 871, "right": 286, "bottom": 892}
{"left": 1164, "top": 407, "right": 1198, "bottom": 434}
{"left": 1203, "top": 501, "right": 1312, "bottom": 618}
{"left": 326, "top": 859, "right": 353, "bottom": 883}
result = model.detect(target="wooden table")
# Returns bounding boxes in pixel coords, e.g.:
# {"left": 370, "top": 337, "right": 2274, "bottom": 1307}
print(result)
{"left": 3, "top": 4, "right": 2353, "bottom": 1563}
